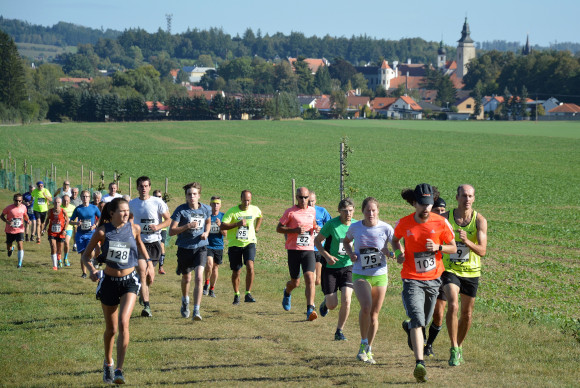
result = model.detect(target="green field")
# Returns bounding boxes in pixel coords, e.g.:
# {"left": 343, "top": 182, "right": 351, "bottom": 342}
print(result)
{"left": 15, "top": 42, "right": 77, "bottom": 60}
{"left": 1, "top": 120, "right": 579, "bottom": 386}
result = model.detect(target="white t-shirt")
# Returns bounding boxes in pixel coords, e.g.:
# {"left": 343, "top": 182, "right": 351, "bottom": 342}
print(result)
{"left": 129, "top": 196, "right": 169, "bottom": 243}
{"left": 102, "top": 193, "right": 122, "bottom": 203}
{"left": 345, "top": 220, "right": 394, "bottom": 276}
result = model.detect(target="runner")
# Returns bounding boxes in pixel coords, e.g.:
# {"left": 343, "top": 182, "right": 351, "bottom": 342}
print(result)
{"left": 42, "top": 197, "right": 69, "bottom": 270}
{"left": 342, "top": 197, "right": 398, "bottom": 364}
{"left": 169, "top": 182, "right": 211, "bottom": 321}
{"left": 277, "top": 187, "right": 320, "bottom": 321}
{"left": 202, "top": 196, "right": 226, "bottom": 298}
{"left": 54, "top": 181, "right": 72, "bottom": 198}
{"left": 102, "top": 182, "right": 122, "bottom": 204}
{"left": 442, "top": 185, "right": 487, "bottom": 366}
{"left": 1, "top": 193, "right": 29, "bottom": 268}
{"left": 220, "top": 191, "right": 263, "bottom": 304}
{"left": 82, "top": 197, "right": 148, "bottom": 385}
{"left": 308, "top": 191, "right": 332, "bottom": 286}
{"left": 61, "top": 194, "right": 76, "bottom": 267}
{"left": 152, "top": 190, "right": 168, "bottom": 275}
{"left": 314, "top": 197, "right": 356, "bottom": 341}
{"left": 92, "top": 191, "right": 102, "bottom": 207}
{"left": 424, "top": 197, "right": 447, "bottom": 357}
{"left": 392, "top": 183, "right": 456, "bottom": 383}
{"left": 22, "top": 185, "right": 36, "bottom": 242}
{"left": 70, "top": 187, "right": 82, "bottom": 207}
{"left": 69, "top": 190, "right": 101, "bottom": 278}
{"left": 31, "top": 181, "right": 52, "bottom": 244}
{"left": 129, "top": 176, "right": 171, "bottom": 317}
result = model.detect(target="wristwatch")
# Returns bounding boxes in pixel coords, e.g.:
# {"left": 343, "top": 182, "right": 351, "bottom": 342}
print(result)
{"left": 438, "top": 245, "right": 443, "bottom": 251}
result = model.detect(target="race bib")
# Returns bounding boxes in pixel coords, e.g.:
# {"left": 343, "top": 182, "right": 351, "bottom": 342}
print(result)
{"left": 106, "top": 241, "right": 130, "bottom": 264}
{"left": 140, "top": 218, "right": 155, "bottom": 234}
{"left": 296, "top": 232, "right": 311, "bottom": 246}
{"left": 10, "top": 218, "right": 23, "bottom": 228}
{"left": 37, "top": 198, "right": 46, "bottom": 205}
{"left": 210, "top": 222, "right": 220, "bottom": 234}
{"left": 338, "top": 238, "right": 352, "bottom": 255}
{"left": 189, "top": 215, "right": 204, "bottom": 230}
{"left": 27, "top": 207, "right": 33, "bottom": 215}
{"left": 51, "top": 224, "right": 62, "bottom": 233}
{"left": 414, "top": 251, "right": 436, "bottom": 273}
{"left": 80, "top": 219, "right": 92, "bottom": 231}
{"left": 449, "top": 242, "right": 470, "bottom": 263}
{"left": 360, "top": 247, "right": 381, "bottom": 270}
{"left": 236, "top": 226, "right": 249, "bottom": 240}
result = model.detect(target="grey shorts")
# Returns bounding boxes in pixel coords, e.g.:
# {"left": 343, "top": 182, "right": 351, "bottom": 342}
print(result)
{"left": 401, "top": 277, "right": 442, "bottom": 329}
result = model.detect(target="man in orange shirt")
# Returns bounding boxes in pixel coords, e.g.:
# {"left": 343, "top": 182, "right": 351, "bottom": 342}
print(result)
{"left": 1, "top": 193, "right": 29, "bottom": 268}
{"left": 393, "top": 183, "right": 456, "bottom": 383}
{"left": 277, "top": 187, "right": 320, "bottom": 321}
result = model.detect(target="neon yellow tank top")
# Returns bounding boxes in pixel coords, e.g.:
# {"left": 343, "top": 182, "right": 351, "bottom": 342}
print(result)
{"left": 443, "top": 209, "right": 481, "bottom": 277}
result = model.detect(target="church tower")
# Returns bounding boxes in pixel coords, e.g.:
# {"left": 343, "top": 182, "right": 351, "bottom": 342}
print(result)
{"left": 456, "top": 17, "right": 476, "bottom": 79}
{"left": 437, "top": 40, "right": 446, "bottom": 69}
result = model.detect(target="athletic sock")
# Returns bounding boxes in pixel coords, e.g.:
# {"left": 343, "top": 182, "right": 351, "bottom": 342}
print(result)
{"left": 204, "top": 279, "right": 210, "bottom": 286}
{"left": 360, "top": 338, "right": 369, "bottom": 345}
{"left": 245, "top": 291, "right": 251, "bottom": 295}
{"left": 234, "top": 292, "right": 240, "bottom": 296}
{"left": 366, "top": 345, "right": 372, "bottom": 353}
{"left": 64, "top": 253, "right": 68, "bottom": 261}
{"left": 18, "top": 250, "right": 24, "bottom": 266}
{"left": 427, "top": 324, "right": 442, "bottom": 345}
{"left": 416, "top": 360, "right": 425, "bottom": 366}
{"left": 210, "top": 286, "right": 215, "bottom": 290}
{"left": 193, "top": 304, "right": 200, "bottom": 312}
{"left": 51, "top": 254, "right": 57, "bottom": 267}
{"left": 144, "top": 302, "right": 150, "bottom": 308}
{"left": 182, "top": 296, "right": 189, "bottom": 303}
{"left": 159, "top": 254, "right": 165, "bottom": 266}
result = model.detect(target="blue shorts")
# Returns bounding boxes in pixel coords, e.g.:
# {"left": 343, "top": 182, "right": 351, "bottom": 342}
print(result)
{"left": 27, "top": 210, "right": 36, "bottom": 221}
{"left": 75, "top": 232, "right": 94, "bottom": 253}
{"left": 66, "top": 230, "right": 73, "bottom": 237}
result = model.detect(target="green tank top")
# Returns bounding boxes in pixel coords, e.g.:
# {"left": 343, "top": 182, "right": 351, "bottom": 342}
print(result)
{"left": 443, "top": 209, "right": 481, "bottom": 277}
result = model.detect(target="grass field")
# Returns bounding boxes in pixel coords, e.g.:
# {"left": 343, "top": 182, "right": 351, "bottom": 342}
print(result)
{"left": 1, "top": 120, "right": 579, "bottom": 386}
{"left": 15, "top": 42, "right": 77, "bottom": 60}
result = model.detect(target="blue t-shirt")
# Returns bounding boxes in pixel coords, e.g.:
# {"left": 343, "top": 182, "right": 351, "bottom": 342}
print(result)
{"left": 314, "top": 205, "right": 332, "bottom": 252}
{"left": 171, "top": 203, "right": 211, "bottom": 249}
{"left": 208, "top": 212, "right": 225, "bottom": 250}
{"left": 70, "top": 204, "right": 101, "bottom": 235}
{"left": 23, "top": 192, "right": 34, "bottom": 214}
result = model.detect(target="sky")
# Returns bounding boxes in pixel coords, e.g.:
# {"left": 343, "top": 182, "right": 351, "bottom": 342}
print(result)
{"left": 2, "top": 0, "right": 578, "bottom": 47}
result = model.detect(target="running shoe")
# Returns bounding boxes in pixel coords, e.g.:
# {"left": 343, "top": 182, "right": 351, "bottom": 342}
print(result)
{"left": 233, "top": 295, "right": 240, "bottom": 305}
{"left": 7, "top": 247, "right": 13, "bottom": 257}
{"left": 25, "top": 235, "right": 29, "bottom": 242}
{"left": 181, "top": 301, "right": 190, "bottom": 318}
{"left": 72, "top": 243, "right": 77, "bottom": 252}
{"left": 282, "top": 289, "right": 291, "bottom": 311}
{"left": 81, "top": 273, "right": 87, "bottom": 279}
{"left": 365, "top": 350, "right": 377, "bottom": 365}
{"left": 103, "top": 361, "right": 114, "bottom": 384}
{"left": 424, "top": 343, "right": 435, "bottom": 358}
{"left": 208, "top": 290, "right": 216, "bottom": 298}
{"left": 448, "top": 347, "right": 460, "bottom": 366}
{"left": 459, "top": 346, "right": 464, "bottom": 364}
{"left": 335, "top": 330, "right": 347, "bottom": 341}
{"left": 17, "top": 262, "right": 22, "bottom": 269}
{"left": 193, "top": 311, "right": 202, "bottom": 321}
{"left": 113, "top": 369, "right": 125, "bottom": 384}
{"left": 141, "top": 306, "right": 152, "bottom": 317}
{"left": 244, "top": 293, "right": 256, "bottom": 303}
{"left": 64, "top": 258, "right": 70, "bottom": 267}
{"left": 203, "top": 283, "right": 209, "bottom": 295}
{"left": 414, "top": 363, "right": 427, "bottom": 383}
{"left": 402, "top": 320, "right": 413, "bottom": 350}
{"left": 306, "top": 306, "right": 318, "bottom": 321}
{"left": 36, "top": 237, "right": 41, "bottom": 244}
{"left": 319, "top": 299, "right": 328, "bottom": 317}
{"left": 158, "top": 267, "right": 166, "bottom": 275}
{"left": 357, "top": 343, "right": 368, "bottom": 362}
{"left": 52, "top": 266, "right": 58, "bottom": 271}
{"left": 57, "top": 259, "right": 63, "bottom": 268}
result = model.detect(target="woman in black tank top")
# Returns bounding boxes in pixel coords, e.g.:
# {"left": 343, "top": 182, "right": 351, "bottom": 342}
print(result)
{"left": 82, "top": 198, "right": 149, "bottom": 384}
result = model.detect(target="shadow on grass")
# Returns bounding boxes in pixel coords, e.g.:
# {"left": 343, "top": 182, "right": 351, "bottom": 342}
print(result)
{"left": 134, "top": 335, "right": 267, "bottom": 343}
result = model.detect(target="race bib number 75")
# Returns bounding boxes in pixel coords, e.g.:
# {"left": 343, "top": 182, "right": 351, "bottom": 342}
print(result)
{"left": 360, "top": 247, "right": 381, "bottom": 270}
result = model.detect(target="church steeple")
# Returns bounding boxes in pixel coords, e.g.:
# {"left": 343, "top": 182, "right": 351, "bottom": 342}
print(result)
{"left": 458, "top": 17, "right": 474, "bottom": 44}
{"left": 437, "top": 40, "right": 446, "bottom": 69}
{"left": 522, "top": 34, "right": 531, "bottom": 55}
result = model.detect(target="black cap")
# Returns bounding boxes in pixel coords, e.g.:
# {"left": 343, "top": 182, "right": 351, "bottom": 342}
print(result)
{"left": 414, "top": 183, "right": 434, "bottom": 205}
{"left": 434, "top": 197, "right": 446, "bottom": 208}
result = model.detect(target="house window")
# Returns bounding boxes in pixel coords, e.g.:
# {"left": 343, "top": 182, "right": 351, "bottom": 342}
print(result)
{"left": 466, "top": 104, "right": 472, "bottom": 108}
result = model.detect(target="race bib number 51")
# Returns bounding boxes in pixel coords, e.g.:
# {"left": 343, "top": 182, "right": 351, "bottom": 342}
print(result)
{"left": 107, "top": 241, "right": 130, "bottom": 264}
{"left": 414, "top": 251, "right": 436, "bottom": 273}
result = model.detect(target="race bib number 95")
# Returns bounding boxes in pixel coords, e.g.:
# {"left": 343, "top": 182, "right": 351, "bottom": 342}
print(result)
{"left": 237, "top": 226, "right": 249, "bottom": 240}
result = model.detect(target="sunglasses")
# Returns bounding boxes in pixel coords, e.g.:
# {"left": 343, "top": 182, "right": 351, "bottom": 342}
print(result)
{"left": 297, "top": 196, "right": 309, "bottom": 199}
{"left": 14, "top": 199, "right": 22, "bottom": 202}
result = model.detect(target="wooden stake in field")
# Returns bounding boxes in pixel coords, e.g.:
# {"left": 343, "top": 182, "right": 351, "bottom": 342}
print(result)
{"left": 129, "top": 177, "right": 132, "bottom": 198}
{"left": 81, "top": 165, "right": 84, "bottom": 188}
{"left": 340, "top": 142, "right": 344, "bottom": 200}
{"left": 165, "top": 177, "right": 168, "bottom": 195}
{"left": 292, "top": 178, "right": 296, "bottom": 206}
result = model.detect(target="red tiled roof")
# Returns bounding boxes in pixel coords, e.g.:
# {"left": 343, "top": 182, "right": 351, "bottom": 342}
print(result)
{"left": 170, "top": 69, "right": 179, "bottom": 78}
{"left": 187, "top": 90, "right": 221, "bottom": 100}
{"left": 380, "top": 60, "right": 391, "bottom": 69}
{"left": 549, "top": 103, "right": 580, "bottom": 113}
{"left": 445, "top": 60, "right": 457, "bottom": 70}
{"left": 288, "top": 58, "right": 326, "bottom": 73}
{"left": 347, "top": 96, "right": 370, "bottom": 107}
{"left": 145, "top": 101, "right": 168, "bottom": 111}
{"left": 399, "top": 96, "right": 422, "bottom": 111}
{"left": 315, "top": 96, "right": 332, "bottom": 110}
{"left": 370, "top": 97, "right": 396, "bottom": 110}
{"left": 389, "top": 75, "right": 425, "bottom": 90}
{"left": 449, "top": 73, "right": 464, "bottom": 89}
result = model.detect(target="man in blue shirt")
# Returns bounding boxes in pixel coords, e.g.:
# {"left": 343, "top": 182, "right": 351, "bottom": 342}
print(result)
{"left": 309, "top": 191, "right": 332, "bottom": 286}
